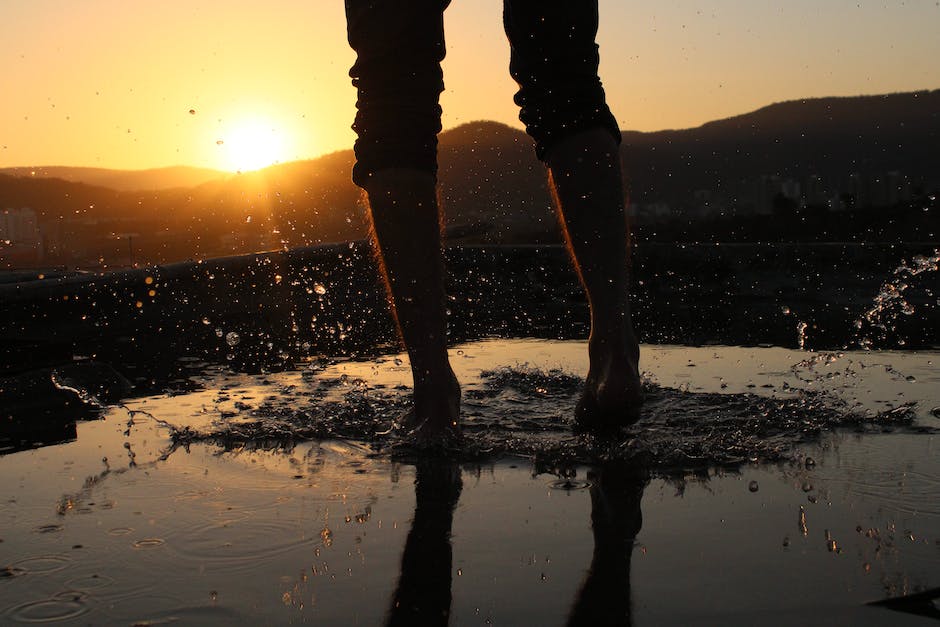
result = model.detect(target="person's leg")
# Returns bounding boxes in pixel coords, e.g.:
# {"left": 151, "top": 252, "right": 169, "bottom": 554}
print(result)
{"left": 366, "top": 169, "right": 460, "bottom": 442}
{"left": 504, "top": 1, "right": 642, "bottom": 428}
{"left": 345, "top": 0, "right": 459, "bottom": 442}
{"left": 548, "top": 130, "right": 642, "bottom": 428}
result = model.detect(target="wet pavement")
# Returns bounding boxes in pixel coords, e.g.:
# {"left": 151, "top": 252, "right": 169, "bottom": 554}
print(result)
{"left": 1, "top": 339, "right": 938, "bottom": 625}
{"left": 1, "top": 242, "right": 939, "bottom": 624}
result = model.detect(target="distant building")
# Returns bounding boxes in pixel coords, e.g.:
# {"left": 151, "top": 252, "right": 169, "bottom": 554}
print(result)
{"left": 0, "top": 207, "right": 43, "bottom": 266}
{"left": 780, "top": 178, "right": 801, "bottom": 203}
{"left": 842, "top": 171, "right": 912, "bottom": 209}
{"left": 804, "top": 175, "right": 828, "bottom": 208}
{"left": 755, "top": 175, "right": 781, "bottom": 215}
{"left": 884, "top": 171, "right": 912, "bottom": 206}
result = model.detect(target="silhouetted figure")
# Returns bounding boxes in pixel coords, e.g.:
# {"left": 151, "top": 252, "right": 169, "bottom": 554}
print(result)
{"left": 567, "top": 463, "right": 647, "bottom": 626}
{"left": 345, "top": 1, "right": 642, "bottom": 443}
{"left": 387, "top": 459, "right": 462, "bottom": 626}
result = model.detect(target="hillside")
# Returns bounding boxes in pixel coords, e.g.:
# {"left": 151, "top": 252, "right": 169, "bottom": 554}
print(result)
{"left": 622, "top": 90, "right": 940, "bottom": 210}
{"left": 2, "top": 90, "right": 938, "bottom": 269}
{"left": 0, "top": 165, "right": 228, "bottom": 191}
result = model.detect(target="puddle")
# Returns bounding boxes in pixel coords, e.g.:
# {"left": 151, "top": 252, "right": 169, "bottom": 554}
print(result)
{"left": 151, "top": 340, "right": 936, "bottom": 471}
{"left": 0, "top": 339, "right": 938, "bottom": 625}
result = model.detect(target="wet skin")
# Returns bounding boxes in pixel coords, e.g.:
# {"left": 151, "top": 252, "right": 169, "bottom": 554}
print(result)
{"left": 365, "top": 128, "right": 642, "bottom": 443}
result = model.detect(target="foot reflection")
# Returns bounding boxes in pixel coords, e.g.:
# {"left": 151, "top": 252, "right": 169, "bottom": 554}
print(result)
{"left": 567, "top": 462, "right": 647, "bottom": 627}
{"left": 387, "top": 459, "right": 462, "bottom": 627}
{"left": 388, "top": 459, "right": 646, "bottom": 626}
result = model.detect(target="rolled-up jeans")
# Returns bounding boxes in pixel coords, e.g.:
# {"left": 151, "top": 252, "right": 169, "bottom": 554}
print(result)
{"left": 345, "top": 0, "right": 621, "bottom": 188}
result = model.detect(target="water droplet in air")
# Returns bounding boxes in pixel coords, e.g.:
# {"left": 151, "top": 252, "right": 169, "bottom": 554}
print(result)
{"left": 313, "top": 283, "right": 327, "bottom": 295}
{"left": 225, "top": 331, "right": 241, "bottom": 346}
{"left": 748, "top": 480, "right": 759, "bottom": 492}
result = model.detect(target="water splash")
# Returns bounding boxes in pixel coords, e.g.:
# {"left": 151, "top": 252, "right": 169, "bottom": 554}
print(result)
{"left": 854, "top": 249, "right": 939, "bottom": 349}
{"left": 796, "top": 321, "right": 809, "bottom": 350}
{"left": 165, "top": 365, "right": 919, "bottom": 472}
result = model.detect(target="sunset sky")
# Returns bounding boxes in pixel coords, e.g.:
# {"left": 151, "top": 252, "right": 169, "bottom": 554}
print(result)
{"left": 2, "top": 0, "right": 938, "bottom": 172}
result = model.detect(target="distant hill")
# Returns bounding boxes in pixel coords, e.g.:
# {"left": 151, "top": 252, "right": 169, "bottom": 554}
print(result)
{"left": 0, "top": 165, "right": 228, "bottom": 191}
{"left": 621, "top": 89, "right": 940, "bottom": 209}
{"left": 438, "top": 120, "right": 555, "bottom": 242}
{"left": 2, "top": 89, "right": 937, "bottom": 268}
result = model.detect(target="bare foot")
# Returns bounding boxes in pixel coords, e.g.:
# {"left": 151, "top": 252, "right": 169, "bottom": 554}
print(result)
{"left": 575, "top": 341, "right": 643, "bottom": 433}
{"left": 406, "top": 369, "right": 461, "bottom": 447}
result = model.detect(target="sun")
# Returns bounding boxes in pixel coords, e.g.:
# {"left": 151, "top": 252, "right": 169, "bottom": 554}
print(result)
{"left": 218, "top": 120, "right": 287, "bottom": 172}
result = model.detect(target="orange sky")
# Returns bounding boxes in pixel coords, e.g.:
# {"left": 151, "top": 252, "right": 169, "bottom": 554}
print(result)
{"left": 2, "top": 0, "right": 938, "bottom": 172}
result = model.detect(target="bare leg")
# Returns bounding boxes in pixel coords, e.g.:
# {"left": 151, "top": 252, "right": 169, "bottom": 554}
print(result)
{"left": 547, "top": 128, "right": 643, "bottom": 429}
{"left": 364, "top": 168, "right": 460, "bottom": 444}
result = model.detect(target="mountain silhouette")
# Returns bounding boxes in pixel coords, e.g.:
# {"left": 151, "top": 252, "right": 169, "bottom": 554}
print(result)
{"left": 0, "top": 165, "right": 228, "bottom": 192}
{"left": 621, "top": 89, "right": 940, "bottom": 211}
{"left": 2, "top": 90, "right": 937, "bottom": 268}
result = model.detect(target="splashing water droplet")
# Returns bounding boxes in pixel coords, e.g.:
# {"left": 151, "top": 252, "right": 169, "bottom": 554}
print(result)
{"left": 853, "top": 249, "right": 939, "bottom": 349}
{"left": 796, "top": 321, "right": 809, "bottom": 350}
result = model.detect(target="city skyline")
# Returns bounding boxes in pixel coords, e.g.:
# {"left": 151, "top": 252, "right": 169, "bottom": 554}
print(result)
{"left": 2, "top": 0, "right": 939, "bottom": 171}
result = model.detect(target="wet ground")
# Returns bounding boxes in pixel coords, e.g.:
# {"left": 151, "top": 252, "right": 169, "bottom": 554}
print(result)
{"left": 2, "top": 338, "right": 939, "bottom": 625}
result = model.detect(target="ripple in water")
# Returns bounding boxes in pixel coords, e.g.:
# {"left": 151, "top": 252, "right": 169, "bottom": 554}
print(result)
{"left": 32, "top": 525, "right": 64, "bottom": 535}
{"left": 132, "top": 538, "right": 166, "bottom": 549}
{"left": 549, "top": 479, "right": 591, "bottom": 491}
{"left": 170, "top": 517, "right": 312, "bottom": 573}
{"left": 8, "top": 556, "right": 71, "bottom": 575}
{"left": 64, "top": 573, "right": 115, "bottom": 591}
{"left": 6, "top": 592, "right": 89, "bottom": 623}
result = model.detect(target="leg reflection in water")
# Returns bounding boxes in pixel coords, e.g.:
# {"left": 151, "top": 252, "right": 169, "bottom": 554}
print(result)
{"left": 387, "top": 459, "right": 462, "bottom": 626}
{"left": 387, "top": 460, "right": 644, "bottom": 626}
{"left": 567, "top": 463, "right": 647, "bottom": 627}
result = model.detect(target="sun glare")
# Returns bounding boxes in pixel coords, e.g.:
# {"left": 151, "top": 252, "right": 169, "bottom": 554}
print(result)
{"left": 219, "top": 120, "right": 288, "bottom": 172}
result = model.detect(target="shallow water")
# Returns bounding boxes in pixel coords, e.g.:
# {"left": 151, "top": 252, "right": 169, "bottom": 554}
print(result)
{"left": 1, "top": 339, "right": 939, "bottom": 625}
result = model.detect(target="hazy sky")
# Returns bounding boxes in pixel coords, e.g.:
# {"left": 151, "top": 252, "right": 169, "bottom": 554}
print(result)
{"left": 2, "top": 0, "right": 938, "bottom": 171}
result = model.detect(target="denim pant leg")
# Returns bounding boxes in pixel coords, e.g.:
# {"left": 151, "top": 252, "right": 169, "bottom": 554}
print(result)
{"left": 345, "top": 0, "right": 451, "bottom": 188}
{"left": 503, "top": 0, "right": 621, "bottom": 162}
